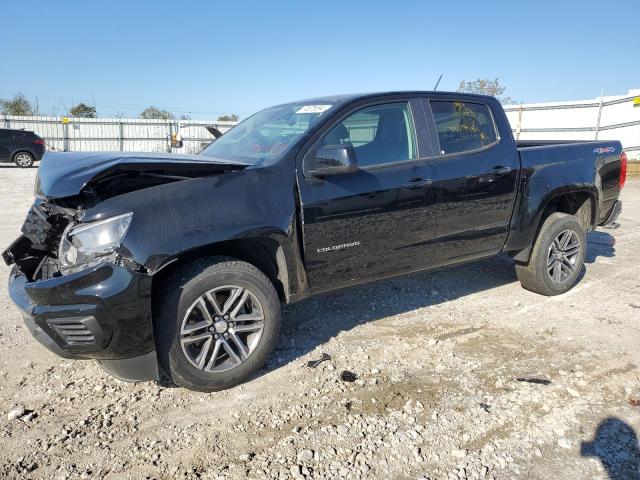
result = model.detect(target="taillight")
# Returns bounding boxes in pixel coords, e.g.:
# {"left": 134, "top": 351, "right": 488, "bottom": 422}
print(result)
{"left": 619, "top": 152, "right": 627, "bottom": 189}
{"left": 33, "top": 138, "right": 45, "bottom": 145}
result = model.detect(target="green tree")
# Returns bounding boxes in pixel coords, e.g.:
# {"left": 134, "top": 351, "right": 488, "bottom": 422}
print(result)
{"left": 217, "top": 114, "right": 239, "bottom": 122}
{"left": 139, "top": 106, "right": 174, "bottom": 120}
{"left": 457, "top": 78, "right": 514, "bottom": 104}
{"left": 69, "top": 102, "right": 97, "bottom": 118}
{"left": 0, "top": 93, "right": 35, "bottom": 116}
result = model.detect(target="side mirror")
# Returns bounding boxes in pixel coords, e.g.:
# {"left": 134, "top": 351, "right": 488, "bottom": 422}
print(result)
{"left": 309, "top": 144, "right": 358, "bottom": 177}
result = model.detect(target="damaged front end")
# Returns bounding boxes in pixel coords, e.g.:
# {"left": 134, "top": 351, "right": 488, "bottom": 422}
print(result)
{"left": 6, "top": 200, "right": 83, "bottom": 278}
{"left": 3, "top": 198, "right": 158, "bottom": 381}
{"left": 3, "top": 201, "right": 70, "bottom": 279}
{"left": 4, "top": 198, "right": 140, "bottom": 279}
{"left": 4, "top": 151, "right": 252, "bottom": 382}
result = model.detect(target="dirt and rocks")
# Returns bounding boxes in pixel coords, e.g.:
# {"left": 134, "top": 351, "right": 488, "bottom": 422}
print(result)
{"left": 0, "top": 165, "right": 639, "bottom": 480}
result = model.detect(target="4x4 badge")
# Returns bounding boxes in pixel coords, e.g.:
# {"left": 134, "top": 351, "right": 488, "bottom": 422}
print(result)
{"left": 593, "top": 146, "right": 615, "bottom": 154}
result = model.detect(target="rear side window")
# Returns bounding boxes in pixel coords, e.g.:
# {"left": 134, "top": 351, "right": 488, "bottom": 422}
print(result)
{"left": 430, "top": 101, "right": 498, "bottom": 155}
{"left": 321, "top": 102, "right": 417, "bottom": 167}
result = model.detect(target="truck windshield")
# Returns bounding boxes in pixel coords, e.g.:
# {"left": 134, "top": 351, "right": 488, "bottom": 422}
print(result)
{"left": 200, "top": 102, "right": 337, "bottom": 164}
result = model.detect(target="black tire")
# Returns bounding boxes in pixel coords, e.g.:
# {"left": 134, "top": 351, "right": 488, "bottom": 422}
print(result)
{"left": 155, "top": 256, "right": 281, "bottom": 392}
{"left": 13, "top": 151, "right": 35, "bottom": 168}
{"left": 516, "top": 212, "right": 587, "bottom": 296}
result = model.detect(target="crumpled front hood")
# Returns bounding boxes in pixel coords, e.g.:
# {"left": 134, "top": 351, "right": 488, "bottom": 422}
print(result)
{"left": 35, "top": 151, "right": 250, "bottom": 199}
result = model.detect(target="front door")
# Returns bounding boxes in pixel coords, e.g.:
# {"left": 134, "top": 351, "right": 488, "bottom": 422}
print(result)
{"left": 298, "top": 99, "right": 438, "bottom": 290}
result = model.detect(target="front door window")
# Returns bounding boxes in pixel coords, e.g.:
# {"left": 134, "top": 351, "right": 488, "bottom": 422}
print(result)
{"left": 321, "top": 102, "right": 417, "bottom": 168}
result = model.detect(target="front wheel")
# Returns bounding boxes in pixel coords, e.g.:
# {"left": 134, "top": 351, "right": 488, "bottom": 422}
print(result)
{"left": 516, "top": 212, "right": 587, "bottom": 296}
{"left": 155, "top": 257, "right": 281, "bottom": 392}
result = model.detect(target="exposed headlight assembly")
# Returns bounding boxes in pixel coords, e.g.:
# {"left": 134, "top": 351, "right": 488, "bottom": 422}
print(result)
{"left": 59, "top": 213, "right": 132, "bottom": 271}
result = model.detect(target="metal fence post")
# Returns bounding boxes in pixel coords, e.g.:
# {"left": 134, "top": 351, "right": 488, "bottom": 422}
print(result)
{"left": 1, "top": 114, "right": 7, "bottom": 129}
{"left": 516, "top": 104, "right": 523, "bottom": 140}
{"left": 595, "top": 90, "right": 604, "bottom": 140}
{"left": 63, "top": 120, "right": 69, "bottom": 152}
{"left": 118, "top": 121, "right": 124, "bottom": 151}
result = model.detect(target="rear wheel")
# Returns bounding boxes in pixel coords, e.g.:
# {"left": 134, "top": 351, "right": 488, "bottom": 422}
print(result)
{"left": 155, "top": 257, "right": 281, "bottom": 392}
{"left": 13, "top": 152, "right": 34, "bottom": 168}
{"left": 516, "top": 212, "right": 586, "bottom": 296}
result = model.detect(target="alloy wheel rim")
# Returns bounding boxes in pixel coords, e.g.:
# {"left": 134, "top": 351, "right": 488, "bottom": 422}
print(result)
{"left": 180, "top": 285, "right": 265, "bottom": 373}
{"left": 16, "top": 153, "right": 32, "bottom": 166}
{"left": 547, "top": 229, "right": 581, "bottom": 284}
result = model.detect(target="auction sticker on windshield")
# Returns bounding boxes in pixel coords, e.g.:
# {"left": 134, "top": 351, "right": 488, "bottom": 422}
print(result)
{"left": 296, "top": 105, "right": 333, "bottom": 114}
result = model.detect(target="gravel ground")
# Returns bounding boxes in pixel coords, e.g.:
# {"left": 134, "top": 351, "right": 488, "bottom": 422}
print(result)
{"left": 0, "top": 164, "right": 639, "bottom": 480}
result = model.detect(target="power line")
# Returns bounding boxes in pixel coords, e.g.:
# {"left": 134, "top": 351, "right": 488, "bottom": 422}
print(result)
{"left": 0, "top": 91, "right": 253, "bottom": 116}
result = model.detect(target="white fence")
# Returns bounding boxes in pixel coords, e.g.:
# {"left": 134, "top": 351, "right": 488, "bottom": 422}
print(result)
{"left": 504, "top": 89, "right": 640, "bottom": 159}
{"left": 2, "top": 89, "right": 639, "bottom": 159}
{"left": 0, "top": 115, "right": 237, "bottom": 155}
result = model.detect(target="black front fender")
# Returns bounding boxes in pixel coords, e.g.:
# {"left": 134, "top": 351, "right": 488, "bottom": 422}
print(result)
{"left": 81, "top": 164, "right": 308, "bottom": 301}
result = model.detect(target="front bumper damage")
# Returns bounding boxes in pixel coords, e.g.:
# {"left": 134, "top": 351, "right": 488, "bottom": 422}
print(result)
{"left": 7, "top": 258, "right": 158, "bottom": 381}
{"left": 4, "top": 200, "right": 160, "bottom": 382}
{"left": 4, "top": 153, "right": 250, "bottom": 383}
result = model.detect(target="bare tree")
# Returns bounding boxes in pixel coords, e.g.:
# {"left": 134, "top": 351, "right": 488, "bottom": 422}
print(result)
{"left": 457, "top": 78, "right": 515, "bottom": 104}
{"left": 69, "top": 102, "right": 97, "bottom": 118}
{"left": 139, "top": 106, "right": 174, "bottom": 120}
{"left": 0, "top": 93, "right": 35, "bottom": 116}
{"left": 217, "top": 114, "right": 239, "bottom": 122}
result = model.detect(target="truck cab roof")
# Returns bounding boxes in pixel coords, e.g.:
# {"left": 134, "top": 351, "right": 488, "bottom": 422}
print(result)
{"left": 288, "top": 91, "right": 497, "bottom": 106}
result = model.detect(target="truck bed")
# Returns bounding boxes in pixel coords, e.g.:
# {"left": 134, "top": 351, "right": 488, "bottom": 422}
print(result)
{"left": 516, "top": 139, "right": 623, "bottom": 224}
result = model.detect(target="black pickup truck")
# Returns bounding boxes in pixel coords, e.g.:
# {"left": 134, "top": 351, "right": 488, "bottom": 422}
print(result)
{"left": 3, "top": 92, "right": 627, "bottom": 391}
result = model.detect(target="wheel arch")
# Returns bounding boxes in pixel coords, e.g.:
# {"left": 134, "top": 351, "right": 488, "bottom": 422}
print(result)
{"left": 150, "top": 234, "right": 304, "bottom": 310}
{"left": 539, "top": 188, "right": 596, "bottom": 230}
{"left": 511, "top": 187, "right": 596, "bottom": 263}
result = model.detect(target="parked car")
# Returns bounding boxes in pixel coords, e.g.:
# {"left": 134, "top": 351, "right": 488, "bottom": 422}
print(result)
{"left": 0, "top": 128, "right": 46, "bottom": 167}
{"left": 3, "top": 91, "right": 626, "bottom": 391}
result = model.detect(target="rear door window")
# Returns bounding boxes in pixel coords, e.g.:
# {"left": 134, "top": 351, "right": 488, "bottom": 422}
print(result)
{"left": 430, "top": 101, "right": 498, "bottom": 155}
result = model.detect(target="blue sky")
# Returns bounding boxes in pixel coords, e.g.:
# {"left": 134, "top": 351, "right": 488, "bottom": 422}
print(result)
{"left": 2, "top": 0, "right": 638, "bottom": 119}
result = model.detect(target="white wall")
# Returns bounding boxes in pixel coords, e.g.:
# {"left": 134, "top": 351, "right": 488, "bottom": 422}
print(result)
{"left": 503, "top": 89, "right": 640, "bottom": 159}
{"left": 0, "top": 116, "right": 237, "bottom": 155}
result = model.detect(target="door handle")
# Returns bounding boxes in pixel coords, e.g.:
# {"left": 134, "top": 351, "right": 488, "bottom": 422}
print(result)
{"left": 493, "top": 166, "right": 512, "bottom": 175}
{"left": 403, "top": 177, "right": 433, "bottom": 189}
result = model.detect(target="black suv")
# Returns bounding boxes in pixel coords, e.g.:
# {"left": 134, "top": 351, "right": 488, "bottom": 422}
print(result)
{"left": 0, "top": 128, "right": 46, "bottom": 167}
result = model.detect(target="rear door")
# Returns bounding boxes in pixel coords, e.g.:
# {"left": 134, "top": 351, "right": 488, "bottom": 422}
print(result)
{"left": 423, "top": 97, "right": 520, "bottom": 262}
{"left": 297, "top": 97, "right": 438, "bottom": 290}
